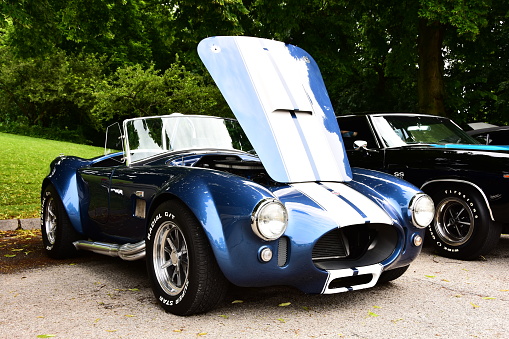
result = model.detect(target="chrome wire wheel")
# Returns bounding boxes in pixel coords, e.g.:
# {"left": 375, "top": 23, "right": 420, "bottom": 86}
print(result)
{"left": 435, "top": 197, "right": 474, "bottom": 246}
{"left": 153, "top": 221, "right": 189, "bottom": 296}
{"left": 43, "top": 196, "right": 57, "bottom": 245}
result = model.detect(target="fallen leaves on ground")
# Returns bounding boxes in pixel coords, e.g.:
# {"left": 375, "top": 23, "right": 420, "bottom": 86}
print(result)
{"left": 0, "top": 228, "right": 105, "bottom": 273}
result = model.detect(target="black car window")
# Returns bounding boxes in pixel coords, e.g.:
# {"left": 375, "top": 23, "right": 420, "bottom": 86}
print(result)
{"left": 337, "top": 116, "right": 378, "bottom": 150}
{"left": 372, "top": 115, "right": 479, "bottom": 146}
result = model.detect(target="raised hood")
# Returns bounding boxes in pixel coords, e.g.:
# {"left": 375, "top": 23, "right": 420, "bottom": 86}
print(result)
{"left": 198, "top": 36, "right": 352, "bottom": 184}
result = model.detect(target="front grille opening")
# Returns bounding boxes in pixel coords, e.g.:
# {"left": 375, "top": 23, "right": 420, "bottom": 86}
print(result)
{"left": 313, "top": 224, "right": 398, "bottom": 270}
{"left": 312, "top": 229, "right": 349, "bottom": 260}
{"left": 328, "top": 274, "right": 373, "bottom": 289}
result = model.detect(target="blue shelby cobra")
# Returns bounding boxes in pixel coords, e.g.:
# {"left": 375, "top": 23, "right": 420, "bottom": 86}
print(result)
{"left": 41, "top": 36, "right": 434, "bottom": 316}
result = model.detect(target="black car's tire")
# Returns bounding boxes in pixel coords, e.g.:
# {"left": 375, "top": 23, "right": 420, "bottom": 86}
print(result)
{"left": 41, "top": 185, "right": 81, "bottom": 259}
{"left": 378, "top": 265, "right": 409, "bottom": 284}
{"left": 428, "top": 185, "right": 501, "bottom": 260}
{"left": 146, "top": 200, "right": 228, "bottom": 316}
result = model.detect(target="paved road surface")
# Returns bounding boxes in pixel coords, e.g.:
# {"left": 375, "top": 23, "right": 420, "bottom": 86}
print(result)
{"left": 1, "top": 236, "right": 508, "bottom": 338}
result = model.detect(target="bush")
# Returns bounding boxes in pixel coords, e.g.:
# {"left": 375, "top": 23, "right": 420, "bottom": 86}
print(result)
{"left": 0, "top": 121, "right": 91, "bottom": 144}
{"left": 0, "top": 48, "right": 231, "bottom": 143}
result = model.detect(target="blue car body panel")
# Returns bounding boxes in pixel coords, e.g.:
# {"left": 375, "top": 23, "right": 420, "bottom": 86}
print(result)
{"left": 44, "top": 153, "right": 425, "bottom": 293}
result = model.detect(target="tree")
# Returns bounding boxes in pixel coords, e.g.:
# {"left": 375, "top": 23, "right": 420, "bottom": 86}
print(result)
{"left": 0, "top": 49, "right": 106, "bottom": 129}
{"left": 443, "top": 1, "right": 509, "bottom": 125}
{"left": 418, "top": 0, "right": 491, "bottom": 117}
{"left": 248, "top": 0, "right": 499, "bottom": 118}
{"left": 1, "top": 0, "right": 156, "bottom": 69}
{"left": 90, "top": 62, "right": 230, "bottom": 127}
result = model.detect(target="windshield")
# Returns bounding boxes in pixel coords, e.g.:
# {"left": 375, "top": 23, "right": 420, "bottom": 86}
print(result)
{"left": 123, "top": 115, "right": 253, "bottom": 164}
{"left": 372, "top": 115, "right": 480, "bottom": 147}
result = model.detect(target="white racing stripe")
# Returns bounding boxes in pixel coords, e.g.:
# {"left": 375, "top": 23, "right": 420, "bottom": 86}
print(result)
{"left": 291, "top": 182, "right": 393, "bottom": 227}
{"left": 321, "top": 264, "right": 383, "bottom": 294}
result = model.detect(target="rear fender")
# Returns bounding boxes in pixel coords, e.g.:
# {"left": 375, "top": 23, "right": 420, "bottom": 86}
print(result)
{"left": 42, "top": 156, "right": 92, "bottom": 234}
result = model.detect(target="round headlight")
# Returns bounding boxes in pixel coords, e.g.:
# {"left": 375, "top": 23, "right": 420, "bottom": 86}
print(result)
{"left": 410, "top": 193, "right": 435, "bottom": 228}
{"left": 251, "top": 199, "right": 288, "bottom": 241}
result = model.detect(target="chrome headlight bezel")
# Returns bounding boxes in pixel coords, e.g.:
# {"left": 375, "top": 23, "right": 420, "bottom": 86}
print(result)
{"left": 409, "top": 193, "right": 435, "bottom": 228}
{"left": 251, "top": 199, "right": 288, "bottom": 241}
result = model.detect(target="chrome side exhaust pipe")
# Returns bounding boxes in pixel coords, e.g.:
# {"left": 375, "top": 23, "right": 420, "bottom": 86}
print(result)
{"left": 73, "top": 240, "right": 146, "bottom": 261}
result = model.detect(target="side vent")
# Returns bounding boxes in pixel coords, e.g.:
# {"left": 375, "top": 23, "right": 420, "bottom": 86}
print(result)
{"left": 278, "top": 237, "right": 289, "bottom": 267}
{"left": 135, "top": 198, "right": 146, "bottom": 219}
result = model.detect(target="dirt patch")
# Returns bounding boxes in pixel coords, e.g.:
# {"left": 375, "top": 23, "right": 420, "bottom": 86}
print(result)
{"left": 0, "top": 229, "right": 101, "bottom": 274}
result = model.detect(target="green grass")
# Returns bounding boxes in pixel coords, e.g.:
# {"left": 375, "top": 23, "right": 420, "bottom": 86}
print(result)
{"left": 0, "top": 132, "right": 103, "bottom": 220}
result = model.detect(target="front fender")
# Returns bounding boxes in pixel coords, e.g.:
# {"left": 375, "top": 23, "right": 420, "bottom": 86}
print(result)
{"left": 155, "top": 169, "right": 278, "bottom": 280}
{"left": 349, "top": 167, "right": 426, "bottom": 269}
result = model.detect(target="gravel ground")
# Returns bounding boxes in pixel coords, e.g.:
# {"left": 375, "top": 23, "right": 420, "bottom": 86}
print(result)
{"left": 1, "top": 221, "right": 508, "bottom": 339}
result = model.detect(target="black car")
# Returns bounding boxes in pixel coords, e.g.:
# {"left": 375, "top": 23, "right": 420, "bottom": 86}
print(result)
{"left": 467, "top": 126, "right": 509, "bottom": 145}
{"left": 337, "top": 113, "right": 509, "bottom": 260}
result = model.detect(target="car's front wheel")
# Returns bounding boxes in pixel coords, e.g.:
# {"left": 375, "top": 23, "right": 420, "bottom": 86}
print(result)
{"left": 428, "top": 186, "right": 501, "bottom": 260}
{"left": 41, "top": 184, "right": 81, "bottom": 259}
{"left": 146, "top": 200, "right": 228, "bottom": 316}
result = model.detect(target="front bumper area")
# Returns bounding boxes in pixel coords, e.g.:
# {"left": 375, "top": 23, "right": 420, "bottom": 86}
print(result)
{"left": 321, "top": 264, "right": 383, "bottom": 294}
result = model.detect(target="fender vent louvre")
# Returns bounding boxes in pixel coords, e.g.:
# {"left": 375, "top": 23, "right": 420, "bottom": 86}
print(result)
{"left": 278, "top": 237, "right": 289, "bottom": 267}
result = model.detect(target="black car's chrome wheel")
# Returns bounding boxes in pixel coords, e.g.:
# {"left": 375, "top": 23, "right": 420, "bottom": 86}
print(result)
{"left": 428, "top": 185, "right": 501, "bottom": 260}
{"left": 41, "top": 185, "right": 80, "bottom": 258}
{"left": 435, "top": 197, "right": 474, "bottom": 246}
{"left": 146, "top": 200, "right": 228, "bottom": 316}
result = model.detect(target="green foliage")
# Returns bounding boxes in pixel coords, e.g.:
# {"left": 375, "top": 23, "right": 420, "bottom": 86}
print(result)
{"left": 419, "top": 0, "right": 490, "bottom": 38}
{"left": 0, "top": 49, "right": 107, "bottom": 143}
{"left": 2, "top": 0, "right": 155, "bottom": 68}
{"left": 90, "top": 62, "right": 231, "bottom": 126}
{"left": 0, "top": 48, "right": 231, "bottom": 144}
{"left": 0, "top": 0, "right": 508, "bottom": 147}
{"left": 247, "top": 0, "right": 420, "bottom": 114}
{"left": 0, "top": 132, "right": 103, "bottom": 219}
{"left": 444, "top": 1, "right": 509, "bottom": 126}
{"left": 160, "top": 0, "right": 249, "bottom": 67}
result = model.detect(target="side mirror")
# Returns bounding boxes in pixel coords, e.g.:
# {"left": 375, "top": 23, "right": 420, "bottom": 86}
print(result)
{"left": 353, "top": 140, "right": 368, "bottom": 151}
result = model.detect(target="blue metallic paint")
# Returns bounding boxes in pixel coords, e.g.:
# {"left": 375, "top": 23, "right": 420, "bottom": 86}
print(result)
{"left": 43, "top": 155, "right": 96, "bottom": 234}
{"left": 45, "top": 150, "right": 424, "bottom": 294}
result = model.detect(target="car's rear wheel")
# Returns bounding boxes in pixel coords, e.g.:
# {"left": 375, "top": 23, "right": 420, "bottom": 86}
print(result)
{"left": 41, "top": 185, "right": 81, "bottom": 259}
{"left": 146, "top": 200, "right": 228, "bottom": 316}
{"left": 428, "top": 185, "right": 501, "bottom": 260}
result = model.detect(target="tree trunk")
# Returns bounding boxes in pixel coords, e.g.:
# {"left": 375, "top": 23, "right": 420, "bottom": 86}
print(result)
{"left": 417, "top": 19, "right": 446, "bottom": 116}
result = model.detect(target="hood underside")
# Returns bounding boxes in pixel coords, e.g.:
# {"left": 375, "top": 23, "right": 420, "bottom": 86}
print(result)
{"left": 198, "top": 36, "right": 352, "bottom": 183}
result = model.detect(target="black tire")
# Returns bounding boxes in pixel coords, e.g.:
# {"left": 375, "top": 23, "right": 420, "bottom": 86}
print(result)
{"left": 378, "top": 265, "right": 409, "bottom": 284}
{"left": 428, "top": 185, "right": 501, "bottom": 260}
{"left": 146, "top": 200, "right": 228, "bottom": 316}
{"left": 41, "top": 185, "right": 81, "bottom": 259}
